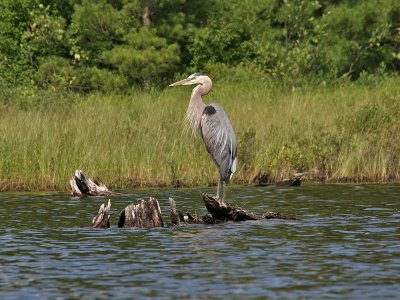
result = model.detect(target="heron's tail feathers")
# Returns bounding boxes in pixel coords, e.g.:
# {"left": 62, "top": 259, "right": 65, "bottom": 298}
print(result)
{"left": 222, "top": 157, "right": 237, "bottom": 183}
{"left": 230, "top": 157, "right": 237, "bottom": 177}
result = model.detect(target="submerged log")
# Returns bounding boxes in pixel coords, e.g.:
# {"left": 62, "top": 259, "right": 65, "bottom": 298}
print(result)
{"left": 262, "top": 211, "right": 297, "bottom": 220}
{"left": 203, "top": 194, "right": 298, "bottom": 221}
{"left": 91, "top": 199, "right": 111, "bottom": 228}
{"left": 118, "top": 197, "right": 164, "bottom": 228}
{"left": 203, "top": 194, "right": 259, "bottom": 221}
{"left": 70, "top": 169, "right": 119, "bottom": 197}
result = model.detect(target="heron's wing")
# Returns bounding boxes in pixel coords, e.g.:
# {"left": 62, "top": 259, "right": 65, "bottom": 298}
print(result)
{"left": 200, "top": 104, "right": 237, "bottom": 183}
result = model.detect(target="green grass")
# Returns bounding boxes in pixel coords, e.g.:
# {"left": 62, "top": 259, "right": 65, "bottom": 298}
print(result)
{"left": 0, "top": 77, "right": 399, "bottom": 191}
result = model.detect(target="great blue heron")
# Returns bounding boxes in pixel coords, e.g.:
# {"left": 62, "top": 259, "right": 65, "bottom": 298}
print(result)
{"left": 169, "top": 73, "right": 237, "bottom": 199}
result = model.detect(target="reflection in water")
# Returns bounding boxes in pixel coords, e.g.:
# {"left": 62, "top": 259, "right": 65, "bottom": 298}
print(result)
{"left": 0, "top": 185, "right": 399, "bottom": 299}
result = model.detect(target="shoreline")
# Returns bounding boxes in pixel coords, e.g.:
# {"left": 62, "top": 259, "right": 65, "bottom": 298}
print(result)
{"left": 1, "top": 178, "right": 399, "bottom": 193}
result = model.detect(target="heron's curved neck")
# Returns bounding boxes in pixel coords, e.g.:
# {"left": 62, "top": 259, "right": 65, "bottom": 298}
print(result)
{"left": 196, "top": 76, "right": 212, "bottom": 96}
{"left": 186, "top": 77, "right": 212, "bottom": 135}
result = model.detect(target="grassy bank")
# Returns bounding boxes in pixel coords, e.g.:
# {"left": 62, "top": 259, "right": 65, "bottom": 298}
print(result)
{"left": 0, "top": 77, "right": 399, "bottom": 191}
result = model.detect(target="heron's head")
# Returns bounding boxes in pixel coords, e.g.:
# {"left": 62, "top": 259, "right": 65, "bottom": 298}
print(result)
{"left": 169, "top": 73, "right": 206, "bottom": 87}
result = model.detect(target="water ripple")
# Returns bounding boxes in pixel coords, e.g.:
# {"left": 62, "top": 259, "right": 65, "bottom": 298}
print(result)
{"left": 1, "top": 185, "right": 400, "bottom": 299}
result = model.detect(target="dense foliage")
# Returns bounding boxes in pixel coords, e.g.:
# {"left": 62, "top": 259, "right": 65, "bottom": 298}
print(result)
{"left": 1, "top": 0, "right": 399, "bottom": 91}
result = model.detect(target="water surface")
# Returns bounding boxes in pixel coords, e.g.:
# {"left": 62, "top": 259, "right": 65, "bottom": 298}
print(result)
{"left": 1, "top": 184, "right": 399, "bottom": 299}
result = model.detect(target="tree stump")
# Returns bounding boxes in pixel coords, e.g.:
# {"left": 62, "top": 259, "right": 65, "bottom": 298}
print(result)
{"left": 70, "top": 169, "right": 119, "bottom": 196}
{"left": 91, "top": 199, "right": 111, "bottom": 228}
{"left": 118, "top": 197, "right": 164, "bottom": 228}
{"left": 169, "top": 197, "right": 181, "bottom": 225}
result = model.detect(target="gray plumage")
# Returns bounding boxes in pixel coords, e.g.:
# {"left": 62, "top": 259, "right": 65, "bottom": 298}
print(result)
{"left": 169, "top": 73, "right": 237, "bottom": 199}
{"left": 201, "top": 104, "right": 237, "bottom": 182}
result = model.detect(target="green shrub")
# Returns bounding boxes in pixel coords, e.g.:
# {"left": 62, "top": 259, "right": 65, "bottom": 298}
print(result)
{"left": 35, "top": 56, "right": 76, "bottom": 92}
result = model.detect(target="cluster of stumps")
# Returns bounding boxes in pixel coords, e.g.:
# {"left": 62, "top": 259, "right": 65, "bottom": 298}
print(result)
{"left": 70, "top": 170, "right": 297, "bottom": 229}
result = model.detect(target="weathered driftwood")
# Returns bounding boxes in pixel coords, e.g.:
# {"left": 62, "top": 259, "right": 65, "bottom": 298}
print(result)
{"left": 70, "top": 169, "right": 119, "bottom": 197}
{"left": 91, "top": 199, "right": 111, "bottom": 228}
{"left": 203, "top": 194, "right": 298, "bottom": 221}
{"left": 118, "top": 197, "right": 164, "bottom": 228}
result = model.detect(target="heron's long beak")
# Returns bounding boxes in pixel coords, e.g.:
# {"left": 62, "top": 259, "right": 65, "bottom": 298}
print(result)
{"left": 169, "top": 77, "right": 197, "bottom": 87}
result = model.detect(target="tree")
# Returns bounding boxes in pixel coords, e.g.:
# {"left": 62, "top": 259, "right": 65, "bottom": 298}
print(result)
{"left": 0, "top": 0, "right": 37, "bottom": 86}
{"left": 0, "top": 0, "right": 399, "bottom": 90}
{"left": 320, "top": 0, "right": 400, "bottom": 78}
{"left": 102, "top": 27, "right": 180, "bottom": 86}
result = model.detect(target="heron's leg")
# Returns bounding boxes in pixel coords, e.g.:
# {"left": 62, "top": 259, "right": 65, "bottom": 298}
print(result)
{"left": 216, "top": 175, "right": 223, "bottom": 200}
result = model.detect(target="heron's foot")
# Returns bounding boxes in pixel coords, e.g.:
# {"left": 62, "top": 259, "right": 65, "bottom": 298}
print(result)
{"left": 214, "top": 195, "right": 225, "bottom": 206}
